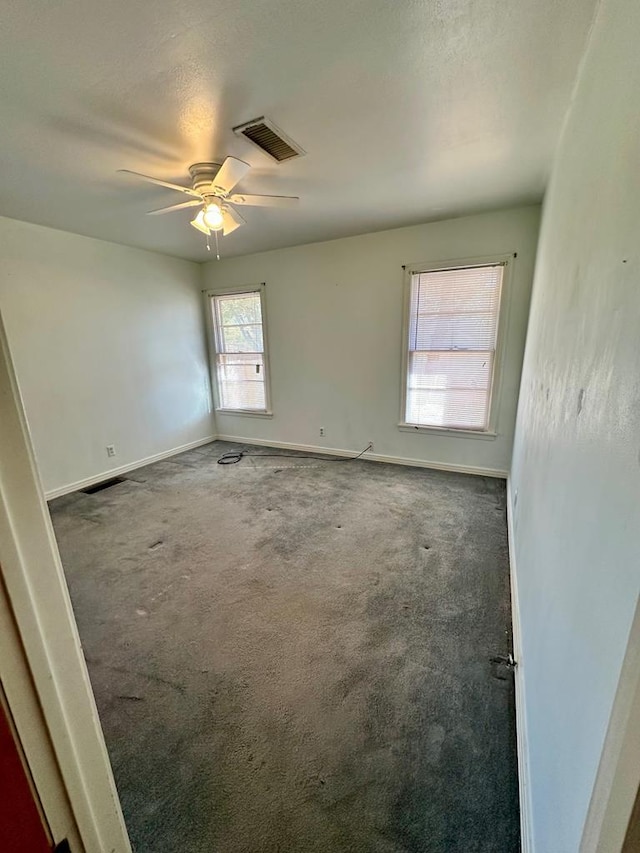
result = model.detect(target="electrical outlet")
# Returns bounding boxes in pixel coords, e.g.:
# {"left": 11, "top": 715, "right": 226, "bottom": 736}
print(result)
{"left": 320, "top": 427, "right": 325, "bottom": 437}
{"left": 367, "top": 440, "right": 374, "bottom": 451}
{"left": 106, "top": 445, "right": 116, "bottom": 458}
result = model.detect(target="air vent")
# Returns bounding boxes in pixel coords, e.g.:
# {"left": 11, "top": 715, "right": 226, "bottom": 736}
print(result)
{"left": 81, "top": 477, "right": 126, "bottom": 494}
{"left": 233, "top": 117, "right": 304, "bottom": 163}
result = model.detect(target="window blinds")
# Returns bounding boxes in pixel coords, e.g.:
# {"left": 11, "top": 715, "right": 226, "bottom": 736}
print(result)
{"left": 405, "top": 264, "right": 503, "bottom": 430}
{"left": 212, "top": 291, "right": 266, "bottom": 410}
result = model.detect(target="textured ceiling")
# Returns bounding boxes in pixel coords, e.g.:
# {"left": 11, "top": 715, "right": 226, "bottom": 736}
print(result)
{"left": 0, "top": 0, "right": 597, "bottom": 261}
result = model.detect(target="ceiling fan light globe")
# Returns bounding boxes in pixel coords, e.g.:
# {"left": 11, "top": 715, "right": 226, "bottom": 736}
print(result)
{"left": 190, "top": 209, "right": 211, "bottom": 235}
{"left": 203, "top": 202, "right": 224, "bottom": 231}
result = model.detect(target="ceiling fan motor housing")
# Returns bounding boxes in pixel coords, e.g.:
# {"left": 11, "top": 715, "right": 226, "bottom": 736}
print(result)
{"left": 188, "top": 162, "right": 224, "bottom": 195}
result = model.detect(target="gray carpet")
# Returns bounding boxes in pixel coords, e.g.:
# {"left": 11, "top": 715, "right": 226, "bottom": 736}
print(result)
{"left": 50, "top": 441, "right": 519, "bottom": 853}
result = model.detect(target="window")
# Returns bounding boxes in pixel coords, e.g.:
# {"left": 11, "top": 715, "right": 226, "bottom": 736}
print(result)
{"left": 402, "top": 261, "right": 505, "bottom": 432}
{"left": 209, "top": 288, "right": 270, "bottom": 413}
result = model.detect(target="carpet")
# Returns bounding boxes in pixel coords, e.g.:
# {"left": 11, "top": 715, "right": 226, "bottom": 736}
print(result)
{"left": 49, "top": 441, "right": 519, "bottom": 852}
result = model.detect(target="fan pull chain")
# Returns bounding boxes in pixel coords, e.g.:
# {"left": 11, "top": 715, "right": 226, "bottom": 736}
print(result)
{"left": 214, "top": 230, "right": 220, "bottom": 260}
{"left": 206, "top": 234, "right": 211, "bottom": 252}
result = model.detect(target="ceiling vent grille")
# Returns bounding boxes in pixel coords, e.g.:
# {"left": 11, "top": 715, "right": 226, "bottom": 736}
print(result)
{"left": 233, "top": 117, "right": 304, "bottom": 163}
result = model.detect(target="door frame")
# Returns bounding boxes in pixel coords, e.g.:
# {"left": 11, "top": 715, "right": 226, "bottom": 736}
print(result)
{"left": 0, "top": 312, "right": 131, "bottom": 852}
{"left": 0, "top": 577, "right": 78, "bottom": 849}
{"left": 581, "top": 596, "right": 640, "bottom": 852}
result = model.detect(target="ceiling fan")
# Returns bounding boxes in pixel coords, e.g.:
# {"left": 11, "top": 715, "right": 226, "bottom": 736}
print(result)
{"left": 118, "top": 157, "right": 298, "bottom": 252}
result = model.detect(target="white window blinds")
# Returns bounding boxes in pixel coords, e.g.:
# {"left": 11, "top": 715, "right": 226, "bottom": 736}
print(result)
{"left": 405, "top": 263, "right": 504, "bottom": 431}
{"left": 211, "top": 291, "right": 267, "bottom": 411}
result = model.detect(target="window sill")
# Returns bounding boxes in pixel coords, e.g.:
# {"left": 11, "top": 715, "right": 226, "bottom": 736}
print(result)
{"left": 216, "top": 408, "right": 273, "bottom": 419}
{"left": 398, "top": 423, "right": 497, "bottom": 440}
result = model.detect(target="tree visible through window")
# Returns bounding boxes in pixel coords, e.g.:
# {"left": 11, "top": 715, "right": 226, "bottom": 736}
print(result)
{"left": 404, "top": 263, "right": 504, "bottom": 431}
{"left": 211, "top": 290, "right": 268, "bottom": 411}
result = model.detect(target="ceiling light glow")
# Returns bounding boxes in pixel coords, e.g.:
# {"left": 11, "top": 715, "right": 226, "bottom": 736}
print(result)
{"left": 202, "top": 201, "right": 224, "bottom": 231}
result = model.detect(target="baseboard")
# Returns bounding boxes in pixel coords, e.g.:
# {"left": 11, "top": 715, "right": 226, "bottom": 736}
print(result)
{"left": 214, "top": 434, "right": 508, "bottom": 479}
{"left": 44, "top": 435, "right": 217, "bottom": 500}
{"left": 45, "top": 433, "right": 506, "bottom": 500}
{"left": 506, "top": 478, "right": 534, "bottom": 853}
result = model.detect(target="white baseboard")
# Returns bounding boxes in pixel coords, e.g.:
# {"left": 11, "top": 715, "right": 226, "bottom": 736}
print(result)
{"left": 214, "top": 434, "right": 508, "bottom": 479}
{"left": 506, "top": 478, "right": 534, "bottom": 853}
{"left": 46, "top": 433, "right": 507, "bottom": 500}
{"left": 45, "top": 435, "right": 217, "bottom": 500}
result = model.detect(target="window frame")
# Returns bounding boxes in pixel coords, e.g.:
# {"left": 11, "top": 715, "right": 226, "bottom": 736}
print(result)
{"left": 205, "top": 283, "right": 273, "bottom": 418}
{"left": 398, "top": 253, "right": 514, "bottom": 439}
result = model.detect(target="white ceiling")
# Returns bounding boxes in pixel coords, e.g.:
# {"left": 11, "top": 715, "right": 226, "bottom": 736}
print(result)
{"left": 0, "top": 0, "right": 596, "bottom": 262}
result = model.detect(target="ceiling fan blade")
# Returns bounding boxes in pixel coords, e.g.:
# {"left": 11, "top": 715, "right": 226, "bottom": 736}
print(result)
{"left": 222, "top": 206, "right": 246, "bottom": 236}
{"left": 147, "top": 199, "right": 203, "bottom": 215}
{"left": 118, "top": 169, "right": 202, "bottom": 198}
{"left": 212, "top": 157, "right": 251, "bottom": 195}
{"left": 228, "top": 193, "right": 299, "bottom": 208}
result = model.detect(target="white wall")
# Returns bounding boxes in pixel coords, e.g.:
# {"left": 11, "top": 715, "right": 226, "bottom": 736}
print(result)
{"left": 204, "top": 206, "right": 540, "bottom": 476}
{"left": 0, "top": 216, "right": 214, "bottom": 495}
{"left": 509, "top": 0, "right": 640, "bottom": 849}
